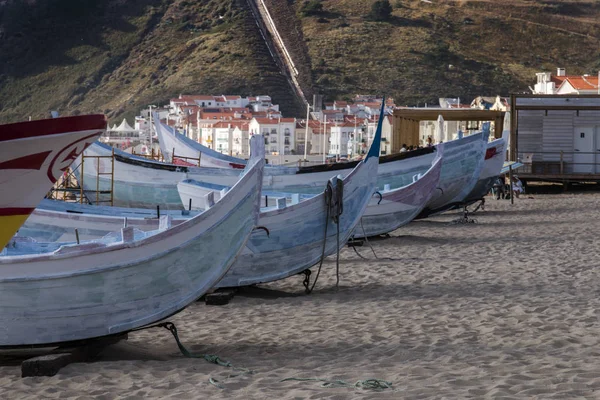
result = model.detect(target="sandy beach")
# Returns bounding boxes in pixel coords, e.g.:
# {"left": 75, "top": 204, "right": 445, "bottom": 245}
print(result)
{"left": 3, "top": 193, "right": 600, "bottom": 399}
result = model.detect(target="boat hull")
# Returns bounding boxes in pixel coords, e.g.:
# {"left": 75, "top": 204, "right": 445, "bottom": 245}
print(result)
{"left": 354, "top": 155, "right": 443, "bottom": 238}
{"left": 81, "top": 142, "right": 435, "bottom": 209}
{"left": 0, "top": 155, "right": 263, "bottom": 347}
{"left": 417, "top": 131, "right": 488, "bottom": 218}
{"left": 0, "top": 115, "right": 106, "bottom": 248}
{"left": 461, "top": 137, "right": 508, "bottom": 205}
{"left": 215, "top": 156, "right": 378, "bottom": 288}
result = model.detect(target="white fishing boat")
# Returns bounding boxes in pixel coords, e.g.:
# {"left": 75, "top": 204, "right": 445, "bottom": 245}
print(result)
{"left": 79, "top": 141, "right": 436, "bottom": 208}
{"left": 154, "top": 117, "right": 246, "bottom": 169}
{"left": 186, "top": 102, "right": 385, "bottom": 289}
{"left": 416, "top": 129, "right": 489, "bottom": 218}
{"left": 0, "top": 115, "right": 106, "bottom": 249}
{"left": 353, "top": 151, "right": 443, "bottom": 238}
{"left": 19, "top": 200, "right": 195, "bottom": 242}
{"left": 461, "top": 133, "right": 508, "bottom": 205}
{"left": 21, "top": 189, "right": 312, "bottom": 242}
{"left": 0, "top": 139, "right": 264, "bottom": 347}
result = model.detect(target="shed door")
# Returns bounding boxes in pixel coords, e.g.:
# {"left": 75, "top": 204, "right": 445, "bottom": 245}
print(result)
{"left": 573, "top": 127, "right": 594, "bottom": 173}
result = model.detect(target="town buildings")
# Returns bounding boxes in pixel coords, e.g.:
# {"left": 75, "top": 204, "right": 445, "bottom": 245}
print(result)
{"left": 532, "top": 68, "right": 600, "bottom": 95}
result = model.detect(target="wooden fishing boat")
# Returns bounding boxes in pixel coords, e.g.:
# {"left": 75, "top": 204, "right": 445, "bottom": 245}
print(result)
{"left": 154, "top": 116, "right": 246, "bottom": 168}
{"left": 0, "top": 115, "right": 106, "bottom": 249}
{"left": 20, "top": 199, "right": 195, "bottom": 242}
{"left": 353, "top": 151, "right": 443, "bottom": 238}
{"left": 207, "top": 102, "right": 384, "bottom": 289}
{"left": 81, "top": 136, "right": 438, "bottom": 208}
{"left": 0, "top": 139, "right": 264, "bottom": 347}
{"left": 21, "top": 188, "right": 311, "bottom": 243}
{"left": 416, "top": 129, "right": 489, "bottom": 218}
{"left": 460, "top": 134, "right": 508, "bottom": 206}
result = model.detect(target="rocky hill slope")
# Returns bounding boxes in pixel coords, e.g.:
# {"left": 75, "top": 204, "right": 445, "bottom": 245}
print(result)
{"left": 0, "top": 0, "right": 599, "bottom": 123}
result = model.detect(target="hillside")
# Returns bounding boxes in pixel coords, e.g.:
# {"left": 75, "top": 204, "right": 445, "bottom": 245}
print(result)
{"left": 0, "top": 0, "right": 599, "bottom": 123}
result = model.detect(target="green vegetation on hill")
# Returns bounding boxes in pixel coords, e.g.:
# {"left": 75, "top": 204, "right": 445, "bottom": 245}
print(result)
{"left": 0, "top": 0, "right": 599, "bottom": 123}
{"left": 300, "top": 0, "right": 600, "bottom": 105}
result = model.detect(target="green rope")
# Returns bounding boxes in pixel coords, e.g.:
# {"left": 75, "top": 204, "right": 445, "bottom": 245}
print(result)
{"left": 281, "top": 377, "right": 392, "bottom": 391}
{"left": 131, "top": 322, "right": 253, "bottom": 388}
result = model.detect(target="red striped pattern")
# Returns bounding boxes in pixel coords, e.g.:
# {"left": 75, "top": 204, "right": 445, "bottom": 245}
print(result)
{"left": 0, "top": 115, "right": 106, "bottom": 143}
{"left": 0, "top": 151, "right": 52, "bottom": 170}
{"left": 0, "top": 207, "right": 35, "bottom": 216}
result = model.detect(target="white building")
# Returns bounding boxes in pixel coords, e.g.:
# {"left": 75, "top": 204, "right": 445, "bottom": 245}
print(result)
{"left": 533, "top": 68, "right": 600, "bottom": 95}
{"left": 249, "top": 117, "right": 296, "bottom": 156}
{"left": 213, "top": 121, "right": 250, "bottom": 156}
{"left": 329, "top": 122, "right": 357, "bottom": 158}
{"left": 169, "top": 94, "right": 278, "bottom": 114}
{"left": 295, "top": 120, "right": 314, "bottom": 156}
{"left": 365, "top": 115, "right": 394, "bottom": 155}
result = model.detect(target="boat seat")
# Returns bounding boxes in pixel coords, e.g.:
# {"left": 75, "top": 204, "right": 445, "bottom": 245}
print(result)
{"left": 291, "top": 193, "right": 300, "bottom": 205}
{"left": 159, "top": 215, "right": 173, "bottom": 231}
{"left": 204, "top": 191, "right": 215, "bottom": 210}
{"left": 276, "top": 197, "right": 286, "bottom": 209}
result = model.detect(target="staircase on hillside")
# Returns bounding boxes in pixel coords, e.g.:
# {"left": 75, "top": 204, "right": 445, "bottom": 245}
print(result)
{"left": 237, "top": 7, "right": 305, "bottom": 117}
{"left": 243, "top": 0, "right": 309, "bottom": 117}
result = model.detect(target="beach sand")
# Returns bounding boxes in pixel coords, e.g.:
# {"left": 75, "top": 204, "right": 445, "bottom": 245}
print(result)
{"left": 3, "top": 193, "right": 600, "bottom": 399}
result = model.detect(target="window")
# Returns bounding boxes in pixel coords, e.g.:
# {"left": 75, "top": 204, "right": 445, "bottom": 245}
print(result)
{"left": 284, "top": 138, "right": 290, "bottom": 145}
{"left": 271, "top": 128, "right": 277, "bottom": 136}
{"left": 270, "top": 137, "right": 277, "bottom": 143}
{"left": 264, "top": 138, "right": 269, "bottom": 145}
{"left": 263, "top": 129, "right": 269, "bottom": 136}
{"left": 284, "top": 128, "right": 290, "bottom": 136}
{"left": 284, "top": 146, "right": 290, "bottom": 155}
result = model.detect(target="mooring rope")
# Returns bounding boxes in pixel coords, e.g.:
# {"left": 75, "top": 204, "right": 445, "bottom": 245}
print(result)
{"left": 280, "top": 377, "right": 393, "bottom": 391}
{"left": 130, "top": 322, "right": 253, "bottom": 388}
{"left": 306, "top": 178, "right": 343, "bottom": 294}
{"left": 305, "top": 182, "right": 331, "bottom": 294}
{"left": 348, "top": 219, "right": 403, "bottom": 261}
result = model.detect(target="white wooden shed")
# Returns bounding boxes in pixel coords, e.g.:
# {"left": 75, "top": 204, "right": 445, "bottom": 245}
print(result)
{"left": 510, "top": 95, "right": 600, "bottom": 180}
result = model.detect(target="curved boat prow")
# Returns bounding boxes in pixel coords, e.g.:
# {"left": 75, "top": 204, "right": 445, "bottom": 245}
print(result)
{"left": 153, "top": 113, "right": 246, "bottom": 169}
{"left": 0, "top": 135, "right": 263, "bottom": 347}
{"left": 0, "top": 115, "right": 106, "bottom": 249}
{"left": 213, "top": 98, "right": 386, "bottom": 288}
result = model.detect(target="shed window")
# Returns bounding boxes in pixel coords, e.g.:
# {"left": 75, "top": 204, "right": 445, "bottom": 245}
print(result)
{"left": 581, "top": 132, "right": 585, "bottom": 138}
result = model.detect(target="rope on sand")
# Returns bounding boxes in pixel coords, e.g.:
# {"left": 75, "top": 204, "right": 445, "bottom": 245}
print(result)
{"left": 281, "top": 377, "right": 393, "bottom": 391}
{"left": 131, "top": 322, "right": 253, "bottom": 388}
{"left": 348, "top": 219, "right": 403, "bottom": 261}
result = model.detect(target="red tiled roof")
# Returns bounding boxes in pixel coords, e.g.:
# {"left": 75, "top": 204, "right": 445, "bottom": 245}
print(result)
{"left": 343, "top": 115, "right": 366, "bottom": 123}
{"left": 551, "top": 76, "right": 568, "bottom": 86}
{"left": 212, "top": 121, "right": 250, "bottom": 129}
{"left": 253, "top": 117, "right": 295, "bottom": 124}
{"left": 562, "top": 76, "right": 599, "bottom": 90}
{"left": 330, "top": 121, "right": 357, "bottom": 128}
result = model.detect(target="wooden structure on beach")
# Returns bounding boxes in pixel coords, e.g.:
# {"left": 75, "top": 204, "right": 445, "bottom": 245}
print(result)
{"left": 510, "top": 94, "right": 600, "bottom": 183}
{"left": 392, "top": 109, "right": 505, "bottom": 153}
